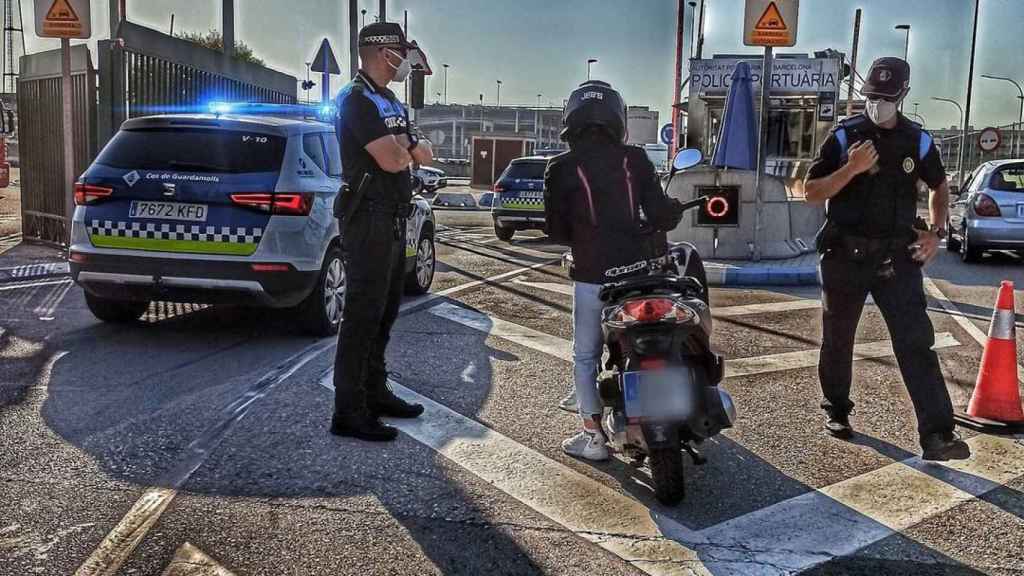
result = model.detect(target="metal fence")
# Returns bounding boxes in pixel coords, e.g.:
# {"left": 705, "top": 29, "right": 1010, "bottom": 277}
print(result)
{"left": 17, "top": 45, "right": 97, "bottom": 244}
{"left": 935, "top": 122, "right": 1024, "bottom": 182}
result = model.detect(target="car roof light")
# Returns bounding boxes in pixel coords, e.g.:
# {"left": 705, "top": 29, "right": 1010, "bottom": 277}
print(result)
{"left": 207, "top": 101, "right": 337, "bottom": 121}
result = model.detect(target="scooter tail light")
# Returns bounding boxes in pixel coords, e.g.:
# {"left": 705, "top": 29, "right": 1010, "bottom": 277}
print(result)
{"left": 611, "top": 297, "right": 697, "bottom": 325}
{"left": 974, "top": 193, "right": 1001, "bottom": 217}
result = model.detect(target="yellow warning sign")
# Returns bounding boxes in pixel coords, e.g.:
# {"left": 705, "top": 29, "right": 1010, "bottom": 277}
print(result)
{"left": 754, "top": 2, "right": 787, "bottom": 30}
{"left": 744, "top": 0, "right": 798, "bottom": 47}
{"left": 34, "top": 0, "right": 91, "bottom": 39}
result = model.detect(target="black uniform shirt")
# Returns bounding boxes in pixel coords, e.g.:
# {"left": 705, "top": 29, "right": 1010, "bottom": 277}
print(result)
{"left": 334, "top": 71, "right": 411, "bottom": 206}
{"left": 808, "top": 114, "right": 945, "bottom": 238}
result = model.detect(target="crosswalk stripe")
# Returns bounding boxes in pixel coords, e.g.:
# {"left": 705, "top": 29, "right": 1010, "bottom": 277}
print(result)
{"left": 161, "top": 542, "right": 236, "bottom": 576}
{"left": 428, "top": 302, "right": 960, "bottom": 379}
{"left": 317, "top": 374, "right": 711, "bottom": 576}
{"left": 513, "top": 278, "right": 574, "bottom": 296}
{"left": 714, "top": 299, "right": 821, "bottom": 317}
{"left": 74, "top": 488, "right": 178, "bottom": 576}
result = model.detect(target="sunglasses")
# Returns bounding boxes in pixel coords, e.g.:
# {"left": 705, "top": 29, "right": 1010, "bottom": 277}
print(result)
{"left": 864, "top": 94, "right": 901, "bottom": 103}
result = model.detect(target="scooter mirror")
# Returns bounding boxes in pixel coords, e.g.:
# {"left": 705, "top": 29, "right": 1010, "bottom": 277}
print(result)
{"left": 672, "top": 148, "right": 703, "bottom": 171}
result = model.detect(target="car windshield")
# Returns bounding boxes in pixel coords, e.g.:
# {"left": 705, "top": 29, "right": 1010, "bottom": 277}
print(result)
{"left": 502, "top": 162, "right": 546, "bottom": 181}
{"left": 95, "top": 128, "right": 286, "bottom": 173}
{"left": 990, "top": 165, "right": 1024, "bottom": 192}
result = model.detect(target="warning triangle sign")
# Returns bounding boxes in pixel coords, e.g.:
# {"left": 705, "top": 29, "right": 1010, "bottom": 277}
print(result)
{"left": 754, "top": 2, "right": 787, "bottom": 31}
{"left": 44, "top": 0, "right": 79, "bottom": 22}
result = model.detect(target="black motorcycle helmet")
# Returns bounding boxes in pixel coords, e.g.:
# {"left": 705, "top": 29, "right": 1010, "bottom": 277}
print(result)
{"left": 560, "top": 80, "right": 627, "bottom": 143}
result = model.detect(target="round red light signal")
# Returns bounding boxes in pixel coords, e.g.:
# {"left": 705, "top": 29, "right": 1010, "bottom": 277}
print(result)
{"left": 706, "top": 196, "right": 730, "bottom": 218}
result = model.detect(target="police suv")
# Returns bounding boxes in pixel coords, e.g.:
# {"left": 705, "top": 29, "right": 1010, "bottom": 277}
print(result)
{"left": 69, "top": 103, "right": 436, "bottom": 336}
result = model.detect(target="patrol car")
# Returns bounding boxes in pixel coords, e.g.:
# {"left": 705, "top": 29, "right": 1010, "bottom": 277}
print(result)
{"left": 69, "top": 103, "right": 436, "bottom": 336}
{"left": 492, "top": 156, "right": 548, "bottom": 241}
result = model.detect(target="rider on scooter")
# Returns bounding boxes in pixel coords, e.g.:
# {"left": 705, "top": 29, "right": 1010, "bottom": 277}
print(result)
{"left": 544, "top": 80, "right": 689, "bottom": 461}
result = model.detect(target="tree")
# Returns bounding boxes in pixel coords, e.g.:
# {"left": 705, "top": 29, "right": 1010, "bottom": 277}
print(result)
{"left": 176, "top": 29, "right": 265, "bottom": 66}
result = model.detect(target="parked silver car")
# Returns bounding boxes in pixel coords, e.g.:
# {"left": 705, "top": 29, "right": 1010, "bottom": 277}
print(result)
{"left": 948, "top": 159, "right": 1024, "bottom": 262}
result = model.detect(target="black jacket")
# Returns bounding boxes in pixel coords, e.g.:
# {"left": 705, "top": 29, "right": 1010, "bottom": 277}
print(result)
{"left": 544, "top": 143, "right": 684, "bottom": 284}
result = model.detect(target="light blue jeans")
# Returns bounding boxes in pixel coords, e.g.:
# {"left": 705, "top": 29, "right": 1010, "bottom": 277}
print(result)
{"left": 573, "top": 281, "right": 605, "bottom": 418}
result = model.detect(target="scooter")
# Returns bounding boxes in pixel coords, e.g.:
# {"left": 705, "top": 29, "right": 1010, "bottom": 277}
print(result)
{"left": 596, "top": 149, "right": 736, "bottom": 505}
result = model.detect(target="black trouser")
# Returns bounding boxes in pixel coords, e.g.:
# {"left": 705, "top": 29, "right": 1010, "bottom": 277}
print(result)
{"left": 818, "top": 246, "right": 955, "bottom": 442}
{"left": 334, "top": 207, "right": 407, "bottom": 418}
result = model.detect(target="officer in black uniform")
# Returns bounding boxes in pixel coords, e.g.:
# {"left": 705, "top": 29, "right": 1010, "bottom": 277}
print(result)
{"left": 330, "top": 22, "right": 433, "bottom": 442}
{"left": 804, "top": 57, "right": 969, "bottom": 461}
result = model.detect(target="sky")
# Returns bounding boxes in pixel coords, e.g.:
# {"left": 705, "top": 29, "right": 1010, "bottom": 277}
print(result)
{"left": 21, "top": 0, "right": 1024, "bottom": 131}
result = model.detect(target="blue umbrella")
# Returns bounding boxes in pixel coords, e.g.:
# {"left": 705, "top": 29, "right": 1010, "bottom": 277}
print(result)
{"left": 711, "top": 61, "right": 758, "bottom": 170}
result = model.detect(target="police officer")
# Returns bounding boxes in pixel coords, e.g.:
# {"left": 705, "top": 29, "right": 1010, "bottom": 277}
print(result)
{"left": 804, "top": 57, "right": 969, "bottom": 461}
{"left": 330, "top": 22, "right": 433, "bottom": 442}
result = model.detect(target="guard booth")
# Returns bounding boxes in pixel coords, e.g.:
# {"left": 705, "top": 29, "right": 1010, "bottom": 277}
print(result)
{"left": 669, "top": 53, "right": 843, "bottom": 259}
{"left": 471, "top": 135, "right": 537, "bottom": 188}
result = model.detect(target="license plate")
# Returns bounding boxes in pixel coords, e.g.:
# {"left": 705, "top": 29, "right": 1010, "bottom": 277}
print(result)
{"left": 623, "top": 368, "right": 697, "bottom": 420}
{"left": 1017, "top": 203, "right": 1024, "bottom": 218}
{"left": 129, "top": 201, "right": 208, "bottom": 222}
{"left": 520, "top": 190, "right": 543, "bottom": 199}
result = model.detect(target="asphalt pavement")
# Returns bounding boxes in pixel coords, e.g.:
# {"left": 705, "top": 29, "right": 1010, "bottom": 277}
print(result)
{"left": 1, "top": 225, "right": 1023, "bottom": 576}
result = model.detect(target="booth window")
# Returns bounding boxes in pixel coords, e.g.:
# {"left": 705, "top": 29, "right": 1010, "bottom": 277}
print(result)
{"left": 702, "top": 99, "right": 818, "bottom": 161}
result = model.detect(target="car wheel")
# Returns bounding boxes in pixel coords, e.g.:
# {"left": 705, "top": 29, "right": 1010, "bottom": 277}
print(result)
{"left": 945, "top": 218, "right": 961, "bottom": 252}
{"left": 85, "top": 292, "right": 148, "bottom": 323}
{"left": 960, "top": 224, "right": 982, "bottom": 263}
{"left": 300, "top": 245, "right": 345, "bottom": 337}
{"left": 406, "top": 230, "right": 435, "bottom": 295}
{"left": 494, "top": 222, "right": 515, "bottom": 242}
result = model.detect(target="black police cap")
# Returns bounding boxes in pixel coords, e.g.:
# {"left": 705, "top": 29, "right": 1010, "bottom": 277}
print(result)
{"left": 862, "top": 57, "right": 910, "bottom": 98}
{"left": 358, "top": 22, "right": 413, "bottom": 49}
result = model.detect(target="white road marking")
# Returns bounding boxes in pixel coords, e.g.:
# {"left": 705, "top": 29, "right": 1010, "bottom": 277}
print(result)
{"left": 161, "top": 542, "right": 236, "bottom": 576}
{"left": 428, "top": 301, "right": 959, "bottom": 379}
{"left": 0, "top": 278, "right": 72, "bottom": 292}
{"left": 74, "top": 488, "right": 178, "bottom": 576}
{"left": 317, "top": 374, "right": 711, "bottom": 576}
{"left": 714, "top": 299, "right": 821, "bottom": 317}
{"left": 400, "top": 258, "right": 560, "bottom": 313}
{"left": 513, "top": 278, "right": 573, "bottom": 296}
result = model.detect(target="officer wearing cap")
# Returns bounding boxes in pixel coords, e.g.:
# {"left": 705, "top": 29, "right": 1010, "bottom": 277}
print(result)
{"left": 804, "top": 57, "right": 969, "bottom": 461}
{"left": 330, "top": 22, "right": 433, "bottom": 442}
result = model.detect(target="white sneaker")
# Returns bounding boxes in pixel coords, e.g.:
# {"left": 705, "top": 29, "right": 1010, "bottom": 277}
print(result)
{"left": 562, "top": 430, "right": 609, "bottom": 461}
{"left": 558, "top": 390, "right": 578, "bottom": 413}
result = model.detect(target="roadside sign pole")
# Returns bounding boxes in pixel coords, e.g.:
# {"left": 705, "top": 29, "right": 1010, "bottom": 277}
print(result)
{"left": 752, "top": 46, "right": 772, "bottom": 262}
{"left": 61, "top": 37, "right": 74, "bottom": 244}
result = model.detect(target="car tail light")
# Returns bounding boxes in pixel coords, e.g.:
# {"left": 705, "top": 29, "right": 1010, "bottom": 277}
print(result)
{"left": 493, "top": 184, "right": 505, "bottom": 193}
{"left": 68, "top": 251, "right": 88, "bottom": 263}
{"left": 230, "top": 192, "right": 314, "bottom": 215}
{"left": 251, "top": 263, "right": 292, "bottom": 272}
{"left": 606, "top": 297, "right": 697, "bottom": 327}
{"left": 974, "top": 193, "right": 1001, "bottom": 217}
{"left": 74, "top": 183, "right": 113, "bottom": 205}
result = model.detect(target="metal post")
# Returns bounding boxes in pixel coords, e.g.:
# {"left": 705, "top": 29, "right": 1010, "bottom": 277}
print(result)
{"left": 672, "top": 0, "right": 684, "bottom": 158}
{"left": 61, "top": 38, "right": 74, "bottom": 244}
{"left": 349, "top": 0, "right": 358, "bottom": 78}
{"left": 169, "top": 13, "right": 175, "bottom": 35}
{"left": 223, "top": 0, "right": 234, "bottom": 59}
{"left": 895, "top": 25, "right": 910, "bottom": 112}
{"left": 695, "top": 0, "right": 706, "bottom": 59}
{"left": 688, "top": 1, "right": 697, "bottom": 59}
{"left": 496, "top": 80, "right": 501, "bottom": 108}
{"left": 108, "top": 0, "right": 120, "bottom": 37}
{"left": 443, "top": 64, "right": 449, "bottom": 104}
{"left": 753, "top": 46, "right": 773, "bottom": 262}
{"left": 932, "top": 97, "right": 964, "bottom": 187}
{"left": 847, "top": 9, "right": 861, "bottom": 117}
{"left": 379, "top": 0, "right": 386, "bottom": 22}
{"left": 960, "top": 0, "right": 980, "bottom": 189}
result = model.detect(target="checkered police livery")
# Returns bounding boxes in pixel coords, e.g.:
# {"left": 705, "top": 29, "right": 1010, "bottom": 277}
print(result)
{"left": 499, "top": 194, "right": 545, "bottom": 211}
{"left": 88, "top": 220, "right": 264, "bottom": 244}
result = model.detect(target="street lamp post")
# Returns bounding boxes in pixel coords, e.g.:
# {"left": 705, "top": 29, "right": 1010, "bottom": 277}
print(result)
{"left": 496, "top": 80, "right": 502, "bottom": 108}
{"left": 981, "top": 74, "right": 1024, "bottom": 157}
{"left": 932, "top": 96, "right": 964, "bottom": 184}
{"left": 442, "top": 63, "right": 449, "bottom": 105}
{"left": 688, "top": 1, "right": 697, "bottom": 59}
{"left": 536, "top": 93, "right": 542, "bottom": 145}
{"left": 960, "top": 0, "right": 981, "bottom": 187}
{"left": 895, "top": 24, "right": 910, "bottom": 112}
{"left": 587, "top": 58, "right": 598, "bottom": 80}
{"left": 361, "top": 9, "right": 366, "bottom": 28}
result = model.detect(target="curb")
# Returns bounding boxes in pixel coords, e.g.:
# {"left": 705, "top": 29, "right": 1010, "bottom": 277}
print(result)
{"left": 0, "top": 261, "right": 70, "bottom": 283}
{"left": 705, "top": 263, "right": 820, "bottom": 287}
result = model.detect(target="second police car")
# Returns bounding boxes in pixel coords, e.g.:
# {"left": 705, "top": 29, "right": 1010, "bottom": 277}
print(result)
{"left": 69, "top": 103, "right": 436, "bottom": 336}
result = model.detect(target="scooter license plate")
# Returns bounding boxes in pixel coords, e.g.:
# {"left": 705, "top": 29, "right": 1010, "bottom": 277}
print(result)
{"left": 622, "top": 369, "right": 696, "bottom": 421}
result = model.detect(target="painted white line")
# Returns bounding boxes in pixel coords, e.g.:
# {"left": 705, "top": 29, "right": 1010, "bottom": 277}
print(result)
{"left": 924, "top": 276, "right": 1024, "bottom": 384}
{"left": 429, "top": 301, "right": 959, "bottom": 380}
{"left": 513, "top": 278, "right": 573, "bottom": 296}
{"left": 161, "top": 542, "right": 236, "bottom": 576}
{"left": 714, "top": 299, "right": 821, "bottom": 317}
{"left": 727, "top": 333, "right": 960, "bottom": 379}
{"left": 317, "top": 374, "right": 710, "bottom": 576}
{"left": 75, "top": 340, "right": 334, "bottom": 576}
{"left": 430, "top": 302, "right": 573, "bottom": 359}
{"left": 698, "top": 434, "right": 1024, "bottom": 574}
{"left": 400, "top": 258, "right": 560, "bottom": 313}
{"left": 0, "top": 278, "right": 72, "bottom": 292}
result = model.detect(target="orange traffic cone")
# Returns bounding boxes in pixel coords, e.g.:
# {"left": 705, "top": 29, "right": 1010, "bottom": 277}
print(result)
{"left": 963, "top": 281, "right": 1024, "bottom": 428}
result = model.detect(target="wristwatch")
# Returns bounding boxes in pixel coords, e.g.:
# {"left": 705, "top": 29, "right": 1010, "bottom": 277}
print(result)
{"left": 929, "top": 224, "right": 946, "bottom": 239}
{"left": 406, "top": 131, "right": 419, "bottom": 153}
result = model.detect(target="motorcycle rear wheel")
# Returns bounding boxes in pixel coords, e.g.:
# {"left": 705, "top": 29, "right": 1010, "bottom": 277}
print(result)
{"left": 649, "top": 444, "right": 685, "bottom": 505}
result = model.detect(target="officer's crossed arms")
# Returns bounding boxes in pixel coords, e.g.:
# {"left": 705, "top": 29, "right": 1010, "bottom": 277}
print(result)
{"left": 366, "top": 127, "right": 434, "bottom": 173}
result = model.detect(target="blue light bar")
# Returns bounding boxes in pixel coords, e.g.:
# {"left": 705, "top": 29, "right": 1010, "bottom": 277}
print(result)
{"left": 206, "top": 101, "right": 336, "bottom": 121}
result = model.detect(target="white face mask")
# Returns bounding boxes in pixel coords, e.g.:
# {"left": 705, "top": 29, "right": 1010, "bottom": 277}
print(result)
{"left": 385, "top": 49, "right": 411, "bottom": 83}
{"left": 866, "top": 98, "right": 898, "bottom": 125}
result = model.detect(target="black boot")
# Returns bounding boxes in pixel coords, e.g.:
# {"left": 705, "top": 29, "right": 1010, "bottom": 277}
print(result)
{"left": 370, "top": 390, "right": 424, "bottom": 419}
{"left": 330, "top": 412, "right": 399, "bottom": 442}
{"left": 921, "top": 432, "right": 971, "bottom": 461}
{"left": 824, "top": 409, "right": 854, "bottom": 439}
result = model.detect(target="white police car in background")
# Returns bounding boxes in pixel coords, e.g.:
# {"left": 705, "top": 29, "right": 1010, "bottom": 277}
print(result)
{"left": 69, "top": 103, "right": 436, "bottom": 336}
{"left": 413, "top": 165, "right": 446, "bottom": 193}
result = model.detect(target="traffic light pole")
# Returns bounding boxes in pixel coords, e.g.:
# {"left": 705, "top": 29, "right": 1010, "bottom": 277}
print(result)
{"left": 752, "top": 46, "right": 773, "bottom": 262}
